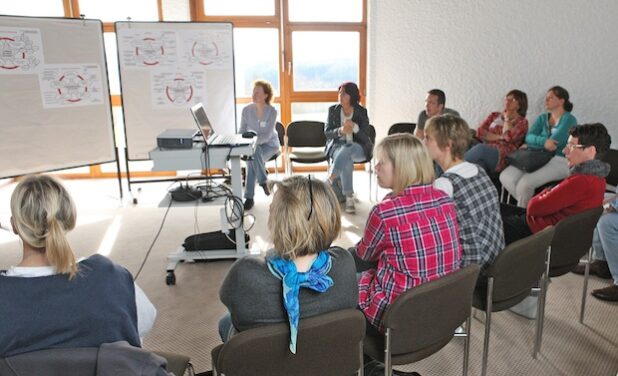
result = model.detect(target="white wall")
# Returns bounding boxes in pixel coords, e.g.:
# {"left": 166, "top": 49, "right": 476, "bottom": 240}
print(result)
{"left": 367, "top": 0, "right": 618, "bottom": 146}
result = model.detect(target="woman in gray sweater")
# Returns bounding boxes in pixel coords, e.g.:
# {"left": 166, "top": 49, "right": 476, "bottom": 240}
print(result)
{"left": 218, "top": 176, "right": 358, "bottom": 353}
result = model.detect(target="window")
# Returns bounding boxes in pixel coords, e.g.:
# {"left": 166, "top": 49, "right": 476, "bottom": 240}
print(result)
{"left": 1, "top": 0, "right": 65, "bottom": 17}
{"left": 202, "top": 0, "right": 275, "bottom": 16}
{"left": 77, "top": 0, "right": 159, "bottom": 22}
{"left": 288, "top": 0, "right": 362, "bottom": 22}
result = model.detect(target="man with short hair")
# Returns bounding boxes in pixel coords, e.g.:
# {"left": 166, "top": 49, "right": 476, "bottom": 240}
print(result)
{"left": 414, "top": 89, "right": 460, "bottom": 140}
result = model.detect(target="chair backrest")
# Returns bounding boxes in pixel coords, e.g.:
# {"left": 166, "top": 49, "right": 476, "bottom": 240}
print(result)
{"left": 212, "top": 309, "right": 365, "bottom": 376}
{"left": 487, "top": 226, "right": 554, "bottom": 303}
{"left": 286, "top": 121, "right": 327, "bottom": 148}
{"left": 601, "top": 149, "right": 618, "bottom": 188}
{"left": 388, "top": 122, "right": 416, "bottom": 135}
{"left": 549, "top": 206, "right": 603, "bottom": 276}
{"left": 381, "top": 265, "right": 480, "bottom": 355}
{"left": 367, "top": 124, "right": 377, "bottom": 144}
{"left": 276, "top": 121, "right": 285, "bottom": 146}
{"left": 0, "top": 341, "right": 172, "bottom": 376}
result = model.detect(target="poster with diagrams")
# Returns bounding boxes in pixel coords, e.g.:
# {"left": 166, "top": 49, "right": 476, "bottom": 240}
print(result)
{"left": 179, "top": 30, "right": 232, "bottom": 69}
{"left": 150, "top": 70, "right": 207, "bottom": 108}
{"left": 38, "top": 64, "right": 104, "bottom": 108}
{"left": 118, "top": 30, "right": 177, "bottom": 68}
{"left": 0, "top": 26, "right": 44, "bottom": 74}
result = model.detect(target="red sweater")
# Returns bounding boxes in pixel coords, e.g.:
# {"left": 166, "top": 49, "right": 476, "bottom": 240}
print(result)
{"left": 526, "top": 174, "right": 605, "bottom": 233}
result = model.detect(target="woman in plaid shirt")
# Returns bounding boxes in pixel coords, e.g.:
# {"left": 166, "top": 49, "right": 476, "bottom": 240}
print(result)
{"left": 354, "top": 134, "right": 462, "bottom": 332}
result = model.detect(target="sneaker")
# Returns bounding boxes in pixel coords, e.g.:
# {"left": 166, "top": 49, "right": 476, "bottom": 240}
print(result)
{"left": 572, "top": 260, "right": 612, "bottom": 279}
{"left": 260, "top": 182, "right": 271, "bottom": 196}
{"left": 345, "top": 195, "right": 356, "bottom": 214}
{"left": 243, "top": 199, "right": 254, "bottom": 210}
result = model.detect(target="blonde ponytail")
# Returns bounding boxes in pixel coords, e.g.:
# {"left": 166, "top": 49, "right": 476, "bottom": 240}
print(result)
{"left": 10, "top": 175, "right": 78, "bottom": 278}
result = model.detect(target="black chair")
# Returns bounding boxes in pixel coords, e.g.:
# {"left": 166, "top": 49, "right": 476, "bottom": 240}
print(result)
{"left": 211, "top": 309, "right": 365, "bottom": 376}
{"left": 473, "top": 227, "right": 554, "bottom": 376}
{"left": 388, "top": 123, "right": 416, "bottom": 135}
{"left": 353, "top": 124, "right": 377, "bottom": 200}
{"left": 601, "top": 148, "right": 618, "bottom": 191}
{"left": 285, "top": 121, "right": 329, "bottom": 175}
{"left": 363, "top": 265, "right": 481, "bottom": 376}
{"left": 534, "top": 206, "right": 603, "bottom": 354}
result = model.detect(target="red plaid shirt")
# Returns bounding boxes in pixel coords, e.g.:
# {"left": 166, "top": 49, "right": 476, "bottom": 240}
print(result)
{"left": 476, "top": 112, "right": 529, "bottom": 171}
{"left": 356, "top": 184, "right": 462, "bottom": 331}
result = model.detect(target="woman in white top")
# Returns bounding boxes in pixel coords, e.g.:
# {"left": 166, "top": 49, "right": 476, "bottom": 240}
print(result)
{"left": 0, "top": 175, "right": 156, "bottom": 357}
{"left": 239, "top": 80, "right": 280, "bottom": 211}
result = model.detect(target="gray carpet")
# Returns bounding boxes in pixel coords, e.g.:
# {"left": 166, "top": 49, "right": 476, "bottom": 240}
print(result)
{"left": 0, "top": 177, "right": 616, "bottom": 375}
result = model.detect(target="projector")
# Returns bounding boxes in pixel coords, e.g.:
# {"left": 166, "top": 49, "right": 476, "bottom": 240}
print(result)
{"left": 156, "top": 129, "right": 196, "bottom": 149}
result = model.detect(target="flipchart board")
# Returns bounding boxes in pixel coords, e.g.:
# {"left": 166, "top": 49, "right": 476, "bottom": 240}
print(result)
{"left": 0, "top": 15, "right": 116, "bottom": 178}
{"left": 115, "top": 21, "right": 236, "bottom": 160}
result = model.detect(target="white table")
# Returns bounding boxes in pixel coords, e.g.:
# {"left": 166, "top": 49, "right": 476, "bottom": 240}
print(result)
{"left": 150, "top": 139, "right": 256, "bottom": 285}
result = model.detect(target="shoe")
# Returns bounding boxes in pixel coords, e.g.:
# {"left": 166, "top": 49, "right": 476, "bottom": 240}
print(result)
{"left": 243, "top": 199, "right": 254, "bottom": 210}
{"left": 572, "top": 260, "right": 612, "bottom": 279}
{"left": 591, "top": 284, "right": 618, "bottom": 301}
{"left": 260, "top": 182, "right": 271, "bottom": 196}
{"left": 345, "top": 195, "right": 356, "bottom": 214}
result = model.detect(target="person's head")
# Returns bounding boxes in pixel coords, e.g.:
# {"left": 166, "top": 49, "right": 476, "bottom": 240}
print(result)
{"left": 423, "top": 114, "right": 471, "bottom": 163}
{"left": 10, "top": 175, "right": 77, "bottom": 278}
{"left": 564, "top": 123, "right": 611, "bottom": 168}
{"left": 338, "top": 82, "right": 360, "bottom": 107}
{"left": 545, "top": 86, "right": 573, "bottom": 112}
{"left": 252, "top": 79, "right": 274, "bottom": 105}
{"left": 504, "top": 89, "right": 528, "bottom": 118}
{"left": 425, "top": 89, "right": 446, "bottom": 117}
{"left": 375, "top": 133, "right": 434, "bottom": 194}
{"left": 267, "top": 176, "right": 341, "bottom": 260}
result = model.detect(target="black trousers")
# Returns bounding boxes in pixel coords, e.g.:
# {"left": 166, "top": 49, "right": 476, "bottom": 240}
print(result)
{"left": 500, "top": 203, "right": 533, "bottom": 245}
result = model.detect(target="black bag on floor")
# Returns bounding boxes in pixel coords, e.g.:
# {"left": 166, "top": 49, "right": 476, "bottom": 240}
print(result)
{"left": 183, "top": 231, "right": 249, "bottom": 251}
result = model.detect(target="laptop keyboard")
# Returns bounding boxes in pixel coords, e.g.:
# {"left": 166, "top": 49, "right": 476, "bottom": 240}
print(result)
{"left": 211, "top": 134, "right": 239, "bottom": 145}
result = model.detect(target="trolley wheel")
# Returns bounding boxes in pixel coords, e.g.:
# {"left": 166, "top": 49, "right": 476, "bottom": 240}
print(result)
{"left": 165, "top": 271, "right": 176, "bottom": 285}
{"left": 132, "top": 198, "right": 138, "bottom": 205}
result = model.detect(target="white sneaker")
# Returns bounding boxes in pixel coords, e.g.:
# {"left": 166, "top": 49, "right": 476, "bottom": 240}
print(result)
{"left": 345, "top": 195, "right": 356, "bottom": 214}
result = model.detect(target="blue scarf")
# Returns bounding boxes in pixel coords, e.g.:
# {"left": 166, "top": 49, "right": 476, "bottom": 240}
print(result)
{"left": 267, "top": 251, "right": 333, "bottom": 354}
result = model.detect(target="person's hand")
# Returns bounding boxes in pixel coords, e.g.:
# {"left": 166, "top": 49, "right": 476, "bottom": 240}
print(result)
{"left": 544, "top": 139, "right": 558, "bottom": 151}
{"left": 341, "top": 119, "right": 354, "bottom": 135}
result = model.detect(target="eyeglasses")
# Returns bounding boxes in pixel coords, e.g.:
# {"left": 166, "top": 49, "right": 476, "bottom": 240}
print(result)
{"left": 565, "top": 144, "right": 587, "bottom": 151}
{"left": 307, "top": 175, "right": 313, "bottom": 220}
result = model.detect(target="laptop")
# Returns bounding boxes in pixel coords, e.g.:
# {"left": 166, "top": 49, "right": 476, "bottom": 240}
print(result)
{"left": 190, "top": 103, "right": 249, "bottom": 147}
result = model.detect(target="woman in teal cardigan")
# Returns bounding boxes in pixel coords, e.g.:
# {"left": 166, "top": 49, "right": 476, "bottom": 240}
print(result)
{"left": 500, "top": 86, "right": 577, "bottom": 207}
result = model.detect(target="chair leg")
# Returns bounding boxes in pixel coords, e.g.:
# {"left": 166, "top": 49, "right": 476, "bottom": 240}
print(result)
{"left": 358, "top": 342, "right": 364, "bottom": 376}
{"left": 274, "top": 158, "right": 279, "bottom": 179}
{"left": 580, "top": 247, "right": 592, "bottom": 323}
{"left": 481, "top": 277, "right": 494, "bottom": 376}
{"left": 462, "top": 314, "right": 471, "bottom": 376}
{"left": 384, "top": 328, "right": 392, "bottom": 376}
{"left": 534, "top": 246, "right": 551, "bottom": 358}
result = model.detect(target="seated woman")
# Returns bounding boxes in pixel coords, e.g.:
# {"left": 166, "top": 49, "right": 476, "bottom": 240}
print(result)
{"left": 465, "top": 90, "right": 529, "bottom": 173}
{"left": 499, "top": 86, "right": 577, "bottom": 207}
{"left": 324, "top": 82, "right": 374, "bottom": 214}
{"left": 424, "top": 115, "right": 505, "bottom": 272}
{"left": 218, "top": 176, "right": 357, "bottom": 353}
{"left": 353, "top": 134, "right": 461, "bottom": 333}
{"left": 240, "top": 79, "right": 280, "bottom": 210}
{"left": 0, "top": 175, "right": 156, "bottom": 357}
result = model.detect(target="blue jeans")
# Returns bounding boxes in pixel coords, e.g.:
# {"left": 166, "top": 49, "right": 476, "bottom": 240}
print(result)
{"left": 218, "top": 313, "right": 238, "bottom": 343}
{"left": 465, "top": 143, "right": 499, "bottom": 172}
{"left": 330, "top": 142, "right": 366, "bottom": 195}
{"left": 592, "top": 211, "right": 618, "bottom": 285}
{"left": 245, "top": 143, "right": 279, "bottom": 199}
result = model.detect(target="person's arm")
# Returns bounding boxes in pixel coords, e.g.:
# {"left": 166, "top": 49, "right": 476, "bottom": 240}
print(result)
{"left": 527, "top": 177, "right": 586, "bottom": 216}
{"left": 355, "top": 205, "right": 386, "bottom": 262}
{"left": 524, "top": 114, "right": 548, "bottom": 149}
{"left": 501, "top": 117, "right": 529, "bottom": 145}
{"left": 549, "top": 113, "right": 577, "bottom": 150}
{"left": 239, "top": 106, "right": 250, "bottom": 134}
{"left": 134, "top": 283, "right": 157, "bottom": 339}
{"left": 414, "top": 111, "right": 425, "bottom": 139}
{"left": 476, "top": 113, "right": 497, "bottom": 139}
{"left": 324, "top": 106, "right": 343, "bottom": 140}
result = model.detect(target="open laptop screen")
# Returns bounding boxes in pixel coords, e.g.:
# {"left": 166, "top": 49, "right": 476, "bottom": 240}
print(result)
{"left": 190, "top": 103, "right": 212, "bottom": 142}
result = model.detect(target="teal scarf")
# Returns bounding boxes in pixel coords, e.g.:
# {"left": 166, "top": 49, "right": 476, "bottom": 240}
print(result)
{"left": 267, "top": 251, "right": 333, "bottom": 354}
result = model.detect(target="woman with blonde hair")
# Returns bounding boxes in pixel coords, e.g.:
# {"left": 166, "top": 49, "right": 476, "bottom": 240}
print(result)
{"left": 219, "top": 175, "right": 357, "bottom": 353}
{"left": 0, "top": 175, "right": 156, "bottom": 357}
{"left": 354, "top": 133, "right": 461, "bottom": 333}
{"left": 240, "top": 79, "right": 280, "bottom": 210}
